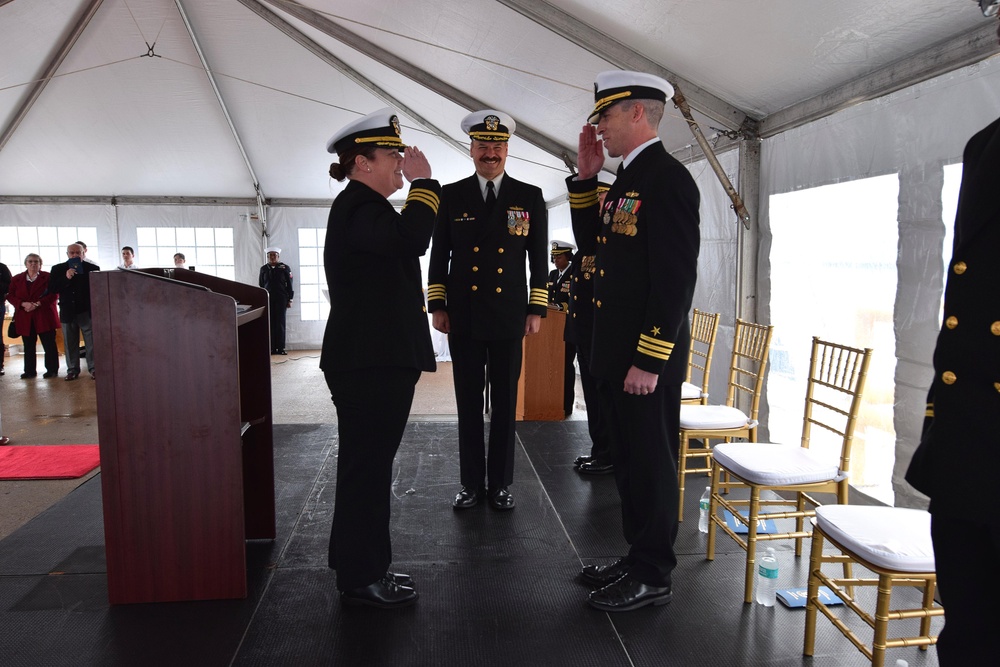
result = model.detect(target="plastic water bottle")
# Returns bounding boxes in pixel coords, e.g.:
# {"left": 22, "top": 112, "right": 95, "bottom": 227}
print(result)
{"left": 698, "top": 486, "right": 711, "bottom": 533}
{"left": 755, "top": 547, "right": 779, "bottom": 606}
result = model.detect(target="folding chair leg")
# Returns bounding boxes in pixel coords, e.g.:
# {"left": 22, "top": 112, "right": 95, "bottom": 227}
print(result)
{"left": 872, "top": 574, "right": 893, "bottom": 667}
{"left": 802, "top": 529, "right": 824, "bottom": 657}
{"left": 677, "top": 432, "right": 689, "bottom": 522}
{"left": 743, "top": 490, "right": 762, "bottom": 604}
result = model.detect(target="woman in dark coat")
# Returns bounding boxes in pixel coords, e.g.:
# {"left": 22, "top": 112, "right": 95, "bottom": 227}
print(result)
{"left": 320, "top": 108, "right": 441, "bottom": 608}
{"left": 7, "top": 253, "right": 60, "bottom": 379}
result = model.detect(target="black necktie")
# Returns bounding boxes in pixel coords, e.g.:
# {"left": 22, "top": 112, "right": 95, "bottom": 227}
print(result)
{"left": 485, "top": 180, "right": 496, "bottom": 210}
{"left": 616, "top": 163, "right": 625, "bottom": 177}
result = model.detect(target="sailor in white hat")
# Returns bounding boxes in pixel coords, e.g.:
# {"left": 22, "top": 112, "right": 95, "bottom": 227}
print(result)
{"left": 567, "top": 71, "right": 701, "bottom": 612}
{"left": 258, "top": 246, "right": 293, "bottom": 354}
{"left": 427, "top": 109, "right": 549, "bottom": 512}
{"left": 547, "top": 239, "right": 576, "bottom": 311}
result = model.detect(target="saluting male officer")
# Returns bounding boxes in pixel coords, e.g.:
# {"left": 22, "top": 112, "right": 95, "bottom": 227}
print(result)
{"left": 905, "top": 2, "right": 1000, "bottom": 661}
{"left": 258, "top": 247, "right": 294, "bottom": 355}
{"left": 568, "top": 71, "right": 700, "bottom": 612}
{"left": 548, "top": 240, "right": 576, "bottom": 417}
{"left": 428, "top": 109, "right": 549, "bottom": 511}
{"left": 570, "top": 178, "right": 615, "bottom": 475}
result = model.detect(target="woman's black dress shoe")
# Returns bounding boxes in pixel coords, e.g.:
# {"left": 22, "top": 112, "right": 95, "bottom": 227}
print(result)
{"left": 341, "top": 575, "right": 418, "bottom": 608}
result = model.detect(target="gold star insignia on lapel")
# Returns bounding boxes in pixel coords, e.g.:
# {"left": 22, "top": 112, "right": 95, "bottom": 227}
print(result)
{"left": 651, "top": 326, "right": 661, "bottom": 336}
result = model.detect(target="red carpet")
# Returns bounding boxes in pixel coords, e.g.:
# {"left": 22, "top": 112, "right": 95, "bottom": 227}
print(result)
{"left": 0, "top": 445, "right": 101, "bottom": 480}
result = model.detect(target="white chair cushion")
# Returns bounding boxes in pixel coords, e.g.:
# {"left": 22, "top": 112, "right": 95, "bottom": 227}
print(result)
{"left": 814, "top": 505, "right": 935, "bottom": 573}
{"left": 713, "top": 442, "right": 839, "bottom": 486}
{"left": 681, "top": 381, "right": 701, "bottom": 400}
{"left": 679, "top": 405, "right": 749, "bottom": 430}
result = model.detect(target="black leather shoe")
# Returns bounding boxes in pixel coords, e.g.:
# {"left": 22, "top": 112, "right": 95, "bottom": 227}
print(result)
{"left": 452, "top": 485, "right": 485, "bottom": 509}
{"left": 341, "top": 575, "right": 418, "bottom": 609}
{"left": 279, "top": 349, "right": 287, "bottom": 355}
{"left": 20, "top": 372, "right": 36, "bottom": 379}
{"left": 387, "top": 571, "right": 413, "bottom": 587}
{"left": 578, "top": 459, "right": 614, "bottom": 475}
{"left": 574, "top": 455, "right": 595, "bottom": 467}
{"left": 42, "top": 371, "right": 58, "bottom": 379}
{"left": 488, "top": 486, "right": 515, "bottom": 510}
{"left": 64, "top": 371, "right": 79, "bottom": 381}
{"left": 588, "top": 574, "right": 672, "bottom": 612}
{"left": 580, "top": 557, "right": 630, "bottom": 587}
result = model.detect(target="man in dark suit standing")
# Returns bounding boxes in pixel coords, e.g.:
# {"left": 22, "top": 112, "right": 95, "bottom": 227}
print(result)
{"left": 258, "top": 247, "right": 294, "bottom": 355}
{"left": 568, "top": 71, "right": 700, "bottom": 611}
{"left": 0, "top": 259, "right": 11, "bottom": 376}
{"left": 49, "top": 243, "right": 100, "bottom": 381}
{"left": 905, "top": 3, "right": 1000, "bottom": 661}
{"left": 428, "top": 109, "right": 549, "bottom": 511}
{"left": 547, "top": 240, "right": 576, "bottom": 417}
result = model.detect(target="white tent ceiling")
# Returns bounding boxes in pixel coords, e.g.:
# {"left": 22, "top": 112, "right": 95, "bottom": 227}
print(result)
{"left": 1, "top": 0, "right": 996, "bottom": 203}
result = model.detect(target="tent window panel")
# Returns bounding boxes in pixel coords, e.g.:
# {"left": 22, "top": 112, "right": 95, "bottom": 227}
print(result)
{"left": 155, "top": 228, "right": 177, "bottom": 247}
{"left": 940, "top": 164, "right": 961, "bottom": 322}
{"left": 176, "top": 228, "right": 197, "bottom": 246}
{"left": 0, "top": 226, "right": 97, "bottom": 272}
{"left": 768, "top": 174, "right": 899, "bottom": 505}
{"left": 297, "top": 228, "right": 326, "bottom": 322}
{"left": 136, "top": 229, "right": 157, "bottom": 248}
{"left": 135, "top": 226, "right": 234, "bottom": 277}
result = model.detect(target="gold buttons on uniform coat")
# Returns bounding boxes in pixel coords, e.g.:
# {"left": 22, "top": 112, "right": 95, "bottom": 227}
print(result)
{"left": 498, "top": 248, "right": 504, "bottom": 253}
{"left": 596, "top": 300, "right": 602, "bottom": 308}
{"left": 995, "top": 383, "right": 1000, "bottom": 393}
{"left": 945, "top": 316, "right": 958, "bottom": 329}
{"left": 600, "top": 270, "right": 605, "bottom": 277}
{"left": 942, "top": 371, "right": 957, "bottom": 385}
{"left": 953, "top": 261, "right": 967, "bottom": 274}
{"left": 472, "top": 285, "right": 478, "bottom": 291}
{"left": 992, "top": 322, "right": 1000, "bottom": 336}
{"left": 496, "top": 287, "right": 502, "bottom": 293}
{"left": 473, "top": 246, "right": 480, "bottom": 252}
{"left": 497, "top": 268, "right": 503, "bottom": 274}
{"left": 472, "top": 266, "right": 478, "bottom": 272}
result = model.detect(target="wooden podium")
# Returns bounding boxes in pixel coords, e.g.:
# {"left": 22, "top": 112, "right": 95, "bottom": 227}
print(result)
{"left": 516, "top": 308, "right": 566, "bottom": 421}
{"left": 91, "top": 268, "right": 275, "bottom": 604}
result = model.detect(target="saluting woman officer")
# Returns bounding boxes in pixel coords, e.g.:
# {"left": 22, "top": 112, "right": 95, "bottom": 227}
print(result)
{"left": 321, "top": 108, "right": 441, "bottom": 608}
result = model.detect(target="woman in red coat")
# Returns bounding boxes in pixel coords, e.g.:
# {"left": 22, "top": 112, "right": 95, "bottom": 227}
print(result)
{"left": 6, "top": 253, "right": 60, "bottom": 378}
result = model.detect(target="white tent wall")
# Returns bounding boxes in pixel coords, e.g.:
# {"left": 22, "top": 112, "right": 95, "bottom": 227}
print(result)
{"left": 759, "top": 54, "right": 1000, "bottom": 509}
{"left": 262, "top": 204, "right": 332, "bottom": 349}
{"left": 0, "top": 203, "right": 117, "bottom": 267}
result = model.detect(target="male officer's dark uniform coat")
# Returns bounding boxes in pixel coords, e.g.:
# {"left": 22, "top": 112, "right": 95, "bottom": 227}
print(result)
{"left": 567, "top": 141, "right": 700, "bottom": 586}
{"left": 427, "top": 172, "right": 548, "bottom": 488}
{"left": 904, "top": 115, "right": 1000, "bottom": 665}
{"left": 547, "top": 264, "right": 572, "bottom": 311}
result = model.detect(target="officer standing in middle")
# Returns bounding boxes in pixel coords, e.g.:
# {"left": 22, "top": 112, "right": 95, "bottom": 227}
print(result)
{"left": 548, "top": 240, "right": 576, "bottom": 417}
{"left": 428, "top": 109, "right": 549, "bottom": 511}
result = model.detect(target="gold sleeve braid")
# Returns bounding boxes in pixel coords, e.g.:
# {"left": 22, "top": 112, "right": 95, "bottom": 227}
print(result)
{"left": 637, "top": 333, "right": 674, "bottom": 361}
{"left": 403, "top": 188, "right": 440, "bottom": 214}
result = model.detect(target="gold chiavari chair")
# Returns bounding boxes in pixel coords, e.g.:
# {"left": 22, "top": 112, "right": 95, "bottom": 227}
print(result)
{"left": 706, "top": 337, "right": 872, "bottom": 603}
{"left": 676, "top": 319, "right": 774, "bottom": 521}
{"left": 804, "top": 505, "right": 941, "bottom": 667}
{"left": 682, "top": 309, "right": 721, "bottom": 405}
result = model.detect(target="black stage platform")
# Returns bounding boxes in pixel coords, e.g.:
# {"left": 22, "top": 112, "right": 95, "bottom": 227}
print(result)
{"left": 0, "top": 422, "right": 941, "bottom": 666}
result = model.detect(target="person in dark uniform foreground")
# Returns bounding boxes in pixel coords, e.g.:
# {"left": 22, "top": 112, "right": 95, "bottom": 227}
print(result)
{"left": 905, "top": 2, "right": 1000, "bottom": 661}
{"left": 428, "top": 109, "right": 548, "bottom": 511}
{"left": 321, "top": 107, "right": 440, "bottom": 609}
{"left": 547, "top": 240, "right": 577, "bottom": 417}
{"left": 570, "top": 179, "right": 615, "bottom": 476}
{"left": 568, "top": 70, "right": 700, "bottom": 611}
{"left": 258, "top": 247, "right": 294, "bottom": 354}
